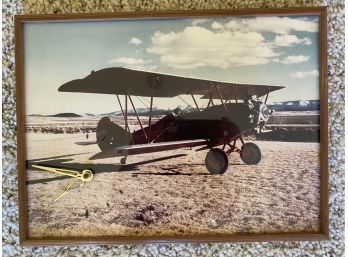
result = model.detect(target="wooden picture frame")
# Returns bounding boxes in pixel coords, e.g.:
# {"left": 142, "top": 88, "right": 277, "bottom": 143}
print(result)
{"left": 15, "top": 7, "right": 328, "bottom": 246}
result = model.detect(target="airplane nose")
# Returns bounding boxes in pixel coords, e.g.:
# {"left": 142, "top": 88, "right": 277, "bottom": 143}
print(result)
{"left": 258, "top": 103, "right": 270, "bottom": 122}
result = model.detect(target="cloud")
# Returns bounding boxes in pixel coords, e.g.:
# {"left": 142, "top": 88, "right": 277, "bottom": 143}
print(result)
{"left": 280, "top": 55, "right": 310, "bottom": 64}
{"left": 274, "top": 35, "right": 311, "bottom": 47}
{"left": 291, "top": 69, "right": 319, "bottom": 78}
{"left": 129, "top": 37, "right": 142, "bottom": 46}
{"left": 109, "top": 57, "right": 157, "bottom": 70}
{"left": 109, "top": 57, "right": 147, "bottom": 65}
{"left": 147, "top": 26, "right": 279, "bottom": 69}
{"left": 211, "top": 21, "right": 224, "bottom": 30}
{"left": 146, "top": 16, "right": 317, "bottom": 70}
{"left": 191, "top": 19, "right": 209, "bottom": 26}
{"left": 225, "top": 17, "right": 318, "bottom": 34}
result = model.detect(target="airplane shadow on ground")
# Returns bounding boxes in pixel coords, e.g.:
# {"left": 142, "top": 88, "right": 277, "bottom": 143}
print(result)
{"left": 131, "top": 163, "right": 245, "bottom": 176}
{"left": 27, "top": 153, "right": 188, "bottom": 185}
{"left": 27, "top": 153, "right": 246, "bottom": 184}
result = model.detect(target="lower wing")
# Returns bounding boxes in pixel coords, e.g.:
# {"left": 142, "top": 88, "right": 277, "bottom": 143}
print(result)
{"left": 89, "top": 139, "right": 208, "bottom": 160}
{"left": 265, "top": 124, "right": 319, "bottom": 128}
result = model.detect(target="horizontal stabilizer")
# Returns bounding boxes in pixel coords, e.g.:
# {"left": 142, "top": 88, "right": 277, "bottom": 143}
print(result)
{"left": 75, "top": 141, "right": 98, "bottom": 146}
{"left": 90, "top": 139, "right": 207, "bottom": 160}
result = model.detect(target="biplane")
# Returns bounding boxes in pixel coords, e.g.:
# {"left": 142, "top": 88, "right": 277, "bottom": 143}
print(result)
{"left": 59, "top": 67, "right": 284, "bottom": 174}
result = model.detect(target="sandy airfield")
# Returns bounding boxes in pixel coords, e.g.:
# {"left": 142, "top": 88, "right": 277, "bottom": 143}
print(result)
{"left": 25, "top": 132, "right": 320, "bottom": 238}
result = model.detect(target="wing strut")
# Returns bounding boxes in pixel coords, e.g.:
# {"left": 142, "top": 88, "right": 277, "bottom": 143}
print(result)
{"left": 191, "top": 90, "right": 200, "bottom": 112}
{"left": 216, "top": 85, "right": 228, "bottom": 111}
{"left": 148, "top": 77, "right": 156, "bottom": 142}
{"left": 224, "top": 88, "right": 234, "bottom": 104}
{"left": 128, "top": 94, "right": 147, "bottom": 140}
{"left": 125, "top": 94, "right": 129, "bottom": 144}
{"left": 233, "top": 86, "right": 238, "bottom": 103}
{"left": 264, "top": 87, "right": 270, "bottom": 104}
{"left": 206, "top": 84, "right": 215, "bottom": 108}
{"left": 116, "top": 94, "right": 130, "bottom": 133}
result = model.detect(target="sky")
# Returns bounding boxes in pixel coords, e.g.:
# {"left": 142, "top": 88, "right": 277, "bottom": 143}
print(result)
{"left": 23, "top": 15, "right": 320, "bottom": 115}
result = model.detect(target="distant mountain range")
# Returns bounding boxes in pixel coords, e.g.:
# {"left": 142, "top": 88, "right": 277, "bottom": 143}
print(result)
{"left": 50, "top": 113, "right": 82, "bottom": 117}
{"left": 29, "top": 113, "right": 82, "bottom": 117}
{"left": 28, "top": 106, "right": 197, "bottom": 117}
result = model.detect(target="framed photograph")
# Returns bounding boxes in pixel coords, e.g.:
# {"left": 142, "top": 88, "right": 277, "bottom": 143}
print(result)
{"left": 15, "top": 7, "right": 328, "bottom": 246}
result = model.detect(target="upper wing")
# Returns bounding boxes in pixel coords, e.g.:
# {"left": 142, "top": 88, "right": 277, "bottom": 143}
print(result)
{"left": 58, "top": 67, "right": 284, "bottom": 99}
{"left": 199, "top": 84, "right": 284, "bottom": 100}
{"left": 89, "top": 139, "right": 207, "bottom": 160}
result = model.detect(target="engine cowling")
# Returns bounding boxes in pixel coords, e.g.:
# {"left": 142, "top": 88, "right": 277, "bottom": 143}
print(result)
{"left": 257, "top": 103, "right": 271, "bottom": 123}
{"left": 248, "top": 98, "right": 271, "bottom": 126}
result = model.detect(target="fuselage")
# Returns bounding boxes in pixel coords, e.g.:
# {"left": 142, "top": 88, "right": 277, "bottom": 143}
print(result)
{"left": 96, "top": 102, "right": 268, "bottom": 152}
{"left": 131, "top": 102, "right": 261, "bottom": 147}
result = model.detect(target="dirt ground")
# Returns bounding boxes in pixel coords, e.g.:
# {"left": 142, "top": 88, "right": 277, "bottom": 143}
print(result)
{"left": 25, "top": 132, "right": 320, "bottom": 238}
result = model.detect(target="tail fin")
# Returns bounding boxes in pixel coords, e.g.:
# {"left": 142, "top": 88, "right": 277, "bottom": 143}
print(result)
{"left": 96, "top": 117, "right": 132, "bottom": 152}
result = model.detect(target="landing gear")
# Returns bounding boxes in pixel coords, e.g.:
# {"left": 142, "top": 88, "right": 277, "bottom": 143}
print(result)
{"left": 205, "top": 148, "right": 229, "bottom": 175}
{"left": 224, "top": 137, "right": 261, "bottom": 165}
{"left": 204, "top": 137, "right": 261, "bottom": 174}
{"left": 240, "top": 142, "right": 261, "bottom": 165}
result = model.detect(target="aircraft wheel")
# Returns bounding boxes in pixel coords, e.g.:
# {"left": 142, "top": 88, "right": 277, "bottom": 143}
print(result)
{"left": 120, "top": 157, "right": 127, "bottom": 165}
{"left": 205, "top": 148, "right": 229, "bottom": 175}
{"left": 240, "top": 143, "right": 261, "bottom": 165}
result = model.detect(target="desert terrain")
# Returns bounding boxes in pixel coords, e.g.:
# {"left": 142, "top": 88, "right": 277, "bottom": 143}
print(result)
{"left": 25, "top": 117, "right": 320, "bottom": 238}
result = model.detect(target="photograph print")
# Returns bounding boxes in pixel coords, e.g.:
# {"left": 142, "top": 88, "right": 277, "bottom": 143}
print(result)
{"left": 18, "top": 10, "right": 326, "bottom": 242}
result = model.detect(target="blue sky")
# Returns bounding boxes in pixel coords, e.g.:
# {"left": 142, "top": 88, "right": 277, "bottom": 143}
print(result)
{"left": 23, "top": 15, "right": 320, "bottom": 115}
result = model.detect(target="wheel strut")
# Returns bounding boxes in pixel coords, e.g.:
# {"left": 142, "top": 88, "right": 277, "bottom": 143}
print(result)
{"left": 225, "top": 136, "right": 244, "bottom": 155}
{"left": 222, "top": 136, "right": 261, "bottom": 165}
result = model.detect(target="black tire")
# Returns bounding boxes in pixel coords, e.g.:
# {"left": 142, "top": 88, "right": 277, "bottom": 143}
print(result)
{"left": 205, "top": 148, "right": 229, "bottom": 175}
{"left": 240, "top": 143, "right": 261, "bottom": 165}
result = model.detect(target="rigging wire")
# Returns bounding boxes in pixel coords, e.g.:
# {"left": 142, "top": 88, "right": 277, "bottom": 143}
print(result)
{"left": 135, "top": 95, "right": 150, "bottom": 110}
{"left": 177, "top": 95, "right": 191, "bottom": 107}
{"left": 142, "top": 96, "right": 152, "bottom": 104}
{"left": 135, "top": 94, "right": 194, "bottom": 112}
